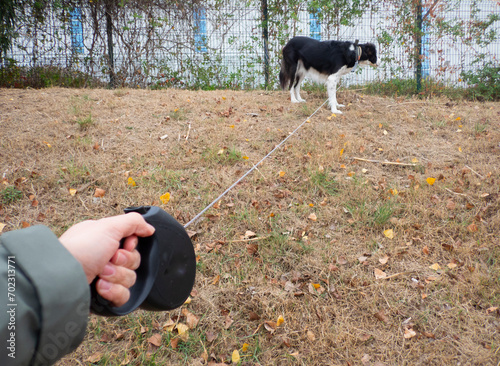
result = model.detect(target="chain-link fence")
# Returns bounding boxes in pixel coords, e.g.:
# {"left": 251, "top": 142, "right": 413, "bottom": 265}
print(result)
{"left": 3, "top": 0, "right": 499, "bottom": 90}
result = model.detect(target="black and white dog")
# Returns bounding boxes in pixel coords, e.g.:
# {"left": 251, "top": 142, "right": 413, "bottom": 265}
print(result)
{"left": 279, "top": 36, "right": 377, "bottom": 114}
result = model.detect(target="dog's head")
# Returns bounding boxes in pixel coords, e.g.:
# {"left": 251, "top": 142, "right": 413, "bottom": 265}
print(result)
{"left": 360, "top": 43, "right": 378, "bottom": 66}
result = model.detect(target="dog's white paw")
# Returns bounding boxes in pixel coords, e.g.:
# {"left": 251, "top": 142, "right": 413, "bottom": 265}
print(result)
{"left": 298, "top": 98, "right": 306, "bottom": 103}
{"left": 337, "top": 104, "right": 345, "bottom": 108}
{"left": 331, "top": 109, "right": 343, "bottom": 114}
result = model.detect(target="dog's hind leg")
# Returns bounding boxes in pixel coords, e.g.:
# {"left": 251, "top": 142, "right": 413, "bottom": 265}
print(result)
{"left": 326, "top": 74, "right": 342, "bottom": 114}
{"left": 291, "top": 61, "right": 306, "bottom": 103}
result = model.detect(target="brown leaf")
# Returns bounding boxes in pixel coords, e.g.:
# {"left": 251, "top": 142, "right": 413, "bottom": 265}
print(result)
{"left": 181, "top": 308, "right": 200, "bottom": 329}
{"left": 85, "top": 352, "right": 103, "bottom": 363}
{"left": 170, "top": 337, "right": 179, "bottom": 349}
{"left": 249, "top": 311, "right": 261, "bottom": 321}
{"left": 467, "top": 223, "right": 478, "bottom": 232}
{"left": 422, "top": 245, "right": 430, "bottom": 255}
{"left": 306, "top": 330, "right": 316, "bottom": 342}
{"left": 206, "top": 331, "right": 217, "bottom": 342}
{"left": 94, "top": 188, "right": 106, "bottom": 197}
{"left": 374, "top": 309, "right": 388, "bottom": 323}
{"left": 147, "top": 333, "right": 162, "bottom": 347}
{"left": 246, "top": 243, "right": 258, "bottom": 256}
{"left": 264, "top": 321, "right": 277, "bottom": 333}
{"left": 224, "top": 315, "right": 234, "bottom": 329}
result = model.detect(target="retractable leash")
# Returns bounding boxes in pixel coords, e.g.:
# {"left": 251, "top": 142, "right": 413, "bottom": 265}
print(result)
{"left": 91, "top": 99, "right": 328, "bottom": 316}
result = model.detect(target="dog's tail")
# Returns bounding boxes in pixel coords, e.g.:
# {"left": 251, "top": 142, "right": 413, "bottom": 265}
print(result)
{"left": 279, "top": 58, "right": 289, "bottom": 90}
{"left": 279, "top": 44, "right": 295, "bottom": 90}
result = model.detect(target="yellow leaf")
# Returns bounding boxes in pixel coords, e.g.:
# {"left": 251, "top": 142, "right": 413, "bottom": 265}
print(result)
{"left": 277, "top": 315, "right": 284, "bottom": 327}
{"left": 340, "top": 148, "right": 344, "bottom": 157}
{"left": 176, "top": 323, "right": 189, "bottom": 335}
{"left": 42, "top": 141, "right": 52, "bottom": 148}
{"left": 447, "top": 263, "right": 457, "bottom": 269}
{"left": 160, "top": 192, "right": 171, "bottom": 204}
{"left": 279, "top": 171, "right": 285, "bottom": 177}
{"left": 306, "top": 119, "right": 311, "bottom": 123}
{"left": 217, "top": 148, "right": 225, "bottom": 155}
{"left": 455, "top": 117, "right": 461, "bottom": 121}
{"left": 232, "top": 350, "right": 240, "bottom": 364}
{"left": 127, "top": 177, "right": 137, "bottom": 186}
{"left": 312, "top": 283, "right": 321, "bottom": 289}
{"left": 458, "top": 146, "right": 462, "bottom": 152}
{"left": 383, "top": 229, "right": 394, "bottom": 239}
{"left": 242, "top": 156, "right": 249, "bottom": 160}
{"left": 69, "top": 188, "right": 77, "bottom": 196}
{"left": 229, "top": 125, "right": 235, "bottom": 128}
{"left": 340, "top": 164, "right": 346, "bottom": 169}
{"left": 429, "top": 263, "right": 441, "bottom": 271}
{"left": 426, "top": 177, "right": 436, "bottom": 186}
{"left": 309, "top": 203, "right": 314, "bottom": 207}
{"left": 411, "top": 158, "right": 419, "bottom": 163}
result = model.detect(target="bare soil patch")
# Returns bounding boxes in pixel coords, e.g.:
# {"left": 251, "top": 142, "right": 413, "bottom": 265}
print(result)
{"left": 1, "top": 87, "right": 499, "bottom": 365}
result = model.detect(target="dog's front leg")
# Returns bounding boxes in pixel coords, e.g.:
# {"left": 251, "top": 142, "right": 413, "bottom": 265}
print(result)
{"left": 326, "top": 75, "right": 342, "bottom": 114}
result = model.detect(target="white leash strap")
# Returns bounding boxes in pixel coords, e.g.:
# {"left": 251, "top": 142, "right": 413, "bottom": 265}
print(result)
{"left": 183, "top": 99, "right": 329, "bottom": 228}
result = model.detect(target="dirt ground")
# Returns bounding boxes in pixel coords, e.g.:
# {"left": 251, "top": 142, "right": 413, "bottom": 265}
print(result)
{"left": 1, "top": 87, "right": 499, "bottom": 365}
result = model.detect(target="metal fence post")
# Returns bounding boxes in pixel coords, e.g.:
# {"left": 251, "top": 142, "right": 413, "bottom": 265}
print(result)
{"left": 415, "top": 0, "right": 422, "bottom": 93}
{"left": 105, "top": 1, "right": 115, "bottom": 88}
{"left": 261, "top": 0, "right": 269, "bottom": 89}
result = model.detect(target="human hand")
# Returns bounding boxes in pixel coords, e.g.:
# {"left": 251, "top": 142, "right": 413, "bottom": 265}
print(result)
{"left": 59, "top": 212, "right": 155, "bottom": 307}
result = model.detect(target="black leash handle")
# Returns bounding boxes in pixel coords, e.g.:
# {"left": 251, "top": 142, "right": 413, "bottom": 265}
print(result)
{"left": 90, "top": 206, "right": 196, "bottom": 316}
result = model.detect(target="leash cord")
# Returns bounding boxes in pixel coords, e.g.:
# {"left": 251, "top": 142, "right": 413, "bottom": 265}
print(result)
{"left": 183, "top": 99, "right": 328, "bottom": 229}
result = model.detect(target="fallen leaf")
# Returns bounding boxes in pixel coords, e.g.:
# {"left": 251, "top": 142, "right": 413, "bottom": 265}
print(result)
{"left": 264, "top": 321, "right": 277, "bottom": 333}
{"left": 467, "top": 223, "right": 478, "bottom": 232}
{"left": 374, "top": 309, "right": 388, "bottom": 322}
{"left": 244, "top": 230, "right": 256, "bottom": 238}
{"left": 306, "top": 330, "right": 316, "bottom": 342}
{"left": 279, "top": 171, "right": 286, "bottom": 177}
{"left": 127, "top": 177, "right": 137, "bottom": 186}
{"left": 182, "top": 308, "right": 200, "bottom": 329}
{"left": 308, "top": 213, "right": 317, "bottom": 221}
{"left": 429, "top": 263, "right": 441, "bottom": 271}
{"left": 486, "top": 307, "right": 498, "bottom": 313}
{"left": 94, "top": 188, "right": 106, "bottom": 197}
{"left": 379, "top": 255, "right": 389, "bottom": 265}
{"left": 170, "top": 338, "right": 179, "bottom": 349}
{"left": 85, "top": 352, "right": 103, "bottom": 363}
{"left": 69, "top": 188, "right": 77, "bottom": 196}
{"left": 162, "top": 319, "right": 175, "bottom": 332}
{"left": 422, "top": 246, "right": 430, "bottom": 255}
{"left": 426, "top": 177, "right": 436, "bottom": 186}
{"left": 277, "top": 315, "right": 285, "bottom": 327}
{"left": 383, "top": 229, "right": 394, "bottom": 239}
{"left": 404, "top": 327, "right": 417, "bottom": 339}
{"left": 147, "top": 333, "right": 162, "bottom": 347}
{"left": 232, "top": 350, "right": 240, "bottom": 364}
{"left": 447, "top": 263, "right": 457, "bottom": 269}
{"left": 374, "top": 268, "right": 387, "bottom": 279}
{"left": 160, "top": 192, "right": 170, "bottom": 204}
{"left": 249, "top": 311, "right": 260, "bottom": 321}
{"left": 242, "top": 343, "right": 249, "bottom": 352}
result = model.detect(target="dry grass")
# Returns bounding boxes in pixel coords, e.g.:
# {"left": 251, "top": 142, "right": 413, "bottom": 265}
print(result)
{"left": 1, "top": 87, "right": 499, "bottom": 366}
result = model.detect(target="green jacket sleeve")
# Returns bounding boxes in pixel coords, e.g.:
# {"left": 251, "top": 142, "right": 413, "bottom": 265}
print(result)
{"left": 0, "top": 226, "right": 90, "bottom": 366}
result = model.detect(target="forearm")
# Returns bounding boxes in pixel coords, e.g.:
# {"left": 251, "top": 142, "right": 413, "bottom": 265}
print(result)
{"left": 0, "top": 226, "right": 90, "bottom": 365}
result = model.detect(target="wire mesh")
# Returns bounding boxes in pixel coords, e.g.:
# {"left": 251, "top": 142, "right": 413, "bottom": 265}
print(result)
{"left": 4, "top": 0, "right": 499, "bottom": 89}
